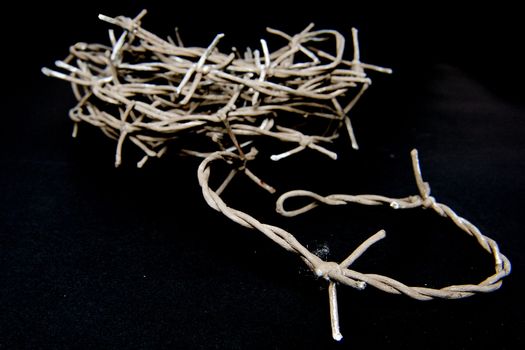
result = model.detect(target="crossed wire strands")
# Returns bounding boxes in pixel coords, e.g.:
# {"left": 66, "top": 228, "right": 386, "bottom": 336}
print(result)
{"left": 198, "top": 149, "right": 511, "bottom": 341}
{"left": 42, "top": 10, "right": 391, "bottom": 169}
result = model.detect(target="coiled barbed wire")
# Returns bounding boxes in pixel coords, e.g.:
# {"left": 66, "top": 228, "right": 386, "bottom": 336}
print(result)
{"left": 43, "top": 10, "right": 510, "bottom": 342}
{"left": 42, "top": 10, "right": 390, "bottom": 171}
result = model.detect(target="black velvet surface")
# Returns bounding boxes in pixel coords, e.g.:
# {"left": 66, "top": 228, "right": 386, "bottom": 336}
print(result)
{"left": 2, "top": 2, "right": 524, "bottom": 349}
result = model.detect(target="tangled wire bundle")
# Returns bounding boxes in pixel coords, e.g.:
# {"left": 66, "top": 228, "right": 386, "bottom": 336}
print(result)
{"left": 43, "top": 10, "right": 511, "bottom": 342}
{"left": 42, "top": 10, "right": 390, "bottom": 171}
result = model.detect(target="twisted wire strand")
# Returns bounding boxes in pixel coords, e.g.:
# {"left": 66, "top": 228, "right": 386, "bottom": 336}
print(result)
{"left": 198, "top": 149, "right": 511, "bottom": 341}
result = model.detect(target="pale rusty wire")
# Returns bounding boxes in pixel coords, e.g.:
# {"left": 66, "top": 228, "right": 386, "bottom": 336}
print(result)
{"left": 43, "top": 10, "right": 510, "bottom": 342}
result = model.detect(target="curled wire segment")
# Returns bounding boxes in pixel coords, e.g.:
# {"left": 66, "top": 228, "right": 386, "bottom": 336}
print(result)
{"left": 198, "top": 149, "right": 511, "bottom": 341}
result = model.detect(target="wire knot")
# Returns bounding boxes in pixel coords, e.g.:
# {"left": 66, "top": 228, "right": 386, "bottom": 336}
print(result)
{"left": 315, "top": 261, "right": 343, "bottom": 281}
{"left": 120, "top": 122, "right": 132, "bottom": 134}
{"left": 290, "top": 34, "right": 303, "bottom": 51}
{"left": 422, "top": 195, "right": 436, "bottom": 209}
{"left": 217, "top": 110, "right": 229, "bottom": 122}
{"left": 299, "top": 135, "right": 313, "bottom": 147}
{"left": 196, "top": 65, "right": 211, "bottom": 75}
{"left": 235, "top": 147, "right": 258, "bottom": 171}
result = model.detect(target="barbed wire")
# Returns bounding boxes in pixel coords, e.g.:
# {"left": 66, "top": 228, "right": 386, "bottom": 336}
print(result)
{"left": 42, "top": 10, "right": 390, "bottom": 170}
{"left": 198, "top": 149, "right": 511, "bottom": 341}
{"left": 43, "top": 10, "right": 510, "bottom": 342}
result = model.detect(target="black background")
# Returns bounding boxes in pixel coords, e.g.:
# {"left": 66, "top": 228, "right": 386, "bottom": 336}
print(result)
{"left": 1, "top": 1, "right": 524, "bottom": 349}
